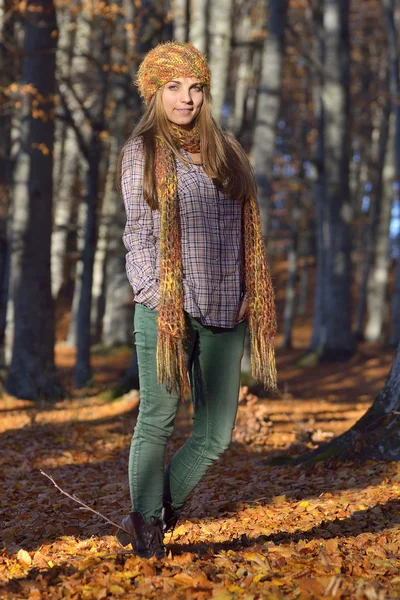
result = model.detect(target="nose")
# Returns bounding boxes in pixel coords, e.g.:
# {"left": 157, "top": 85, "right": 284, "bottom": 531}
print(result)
{"left": 179, "top": 88, "right": 193, "bottom": 103}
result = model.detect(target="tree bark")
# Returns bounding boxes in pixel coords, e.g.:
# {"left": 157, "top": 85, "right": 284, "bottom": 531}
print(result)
{"left": 172, "top": 0, "right": 188, "bottom": 42}
{"left": 74, "top": 140, "right": 101, "bottom": 387}
{"left": 251, "top": 0, "right": 288, "bottom": 239}
{"left": 189, "top": 0, "right": 207, "bottom": 53}
{"left": 290, "top": 342, "right": 400, "bottom": 464}
{"left": 51, "top": 6, "right": 79, "bottom": 300}
{"left": 5, "top": 0, "right": 61, "bottom": 400}
{"left": 229, "top": 12, "right": 252, "bottom": 136}
{"left": 208, "top": 0, "right": 233, "bottom": 122}
{"left": 91, "top": 137, "right": 118, "bottom": 343}
{"left": 310, "top": 0, "right": 325, "bottom": 350}
{"left": 51, "top": 127, "right": 80, "bottom": 299}
{"left": 364, "top": 110, "right": 393, "bottom": 342}
{"left": 385, "top": 0, "right": 400, "bottom": 346}
{"left": 0, "top": 0, "right": 14, "bottom": 367}
{"left": 311, "top": 0, "right": 355, "bottom": 359}
{"left": 356, "top": 93, "right": 390, "bottom": 340}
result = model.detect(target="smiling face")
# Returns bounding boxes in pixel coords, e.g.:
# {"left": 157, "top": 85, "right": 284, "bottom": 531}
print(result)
{"left": 161, "top": 77, "right": 204, "bottom": 130}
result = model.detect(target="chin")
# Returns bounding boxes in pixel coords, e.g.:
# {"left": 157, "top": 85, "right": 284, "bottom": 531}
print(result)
{"left": 172, "top": 118, "right": 196, "bottom": 127}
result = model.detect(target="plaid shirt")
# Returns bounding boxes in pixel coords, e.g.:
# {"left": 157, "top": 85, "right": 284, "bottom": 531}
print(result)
{"left": 121, "top": 136, "right": 245, "bottom": 328}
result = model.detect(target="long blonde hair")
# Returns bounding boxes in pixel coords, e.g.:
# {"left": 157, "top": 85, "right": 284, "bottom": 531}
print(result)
{"left": 117, "top": 87, "right": 257, "bottom": 209}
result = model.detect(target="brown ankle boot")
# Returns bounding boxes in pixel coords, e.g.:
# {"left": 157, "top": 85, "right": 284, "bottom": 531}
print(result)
{"left": 116, "top": 512, "right": 166, "bottom": 559}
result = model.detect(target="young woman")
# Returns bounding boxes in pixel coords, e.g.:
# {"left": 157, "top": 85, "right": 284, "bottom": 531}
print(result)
{"left": 117, "top": 42, "right": 277, "bottom": 559}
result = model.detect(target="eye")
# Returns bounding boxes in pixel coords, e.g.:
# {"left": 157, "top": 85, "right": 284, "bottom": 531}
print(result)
{"left": 168, "top": 85, "right": 178, "bottom": 90}
{"left": 193, "top": 85, "right": 203, "bottom": 92}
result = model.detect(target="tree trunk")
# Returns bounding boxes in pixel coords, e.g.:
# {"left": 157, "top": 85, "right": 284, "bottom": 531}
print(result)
{"left": 0, "top": 0, "right": 14, "bottom": 368}
{"left": 5, "top": 0, "right": 61, "bottom": 400}
{"left": 51, "top": 7, "right": 79, "bottom": 299}
{"left": 100, "top": 1, "right": 137, "bottom": 351}
{"left": 91, "top": 137, "right": 118, "bottom": 342}
{"left": 189, "top": 0, "right": 207, "bottom": 53}
{"left": 66, "top": 200, "right": 86, "bottom": 347}
{"left": 385, "top": 0, "right": 400, "bottom": 346}
{"left": 208, "top": 0, "right": 233, "bottom": 122}
{"left": 51, "top": 127, "right": 80, "bottom": 299}
{"left": 364, "top": 110, "right": 393, "bottom": 342}
{"left": 391, "top": 259, "right": 400, "bottom": 346}
{"left": 356, "top": 94, "right": 390, "bottom": 340}
{"left": 311, "top": 0, "right": 355, "bottom": 359}
{"left": 283, "top": 122, "right": 307, "bottom": 349}
{"left": 229, "top": 13, "right": 252, "bottom": 136}
{"left": 310, "top": 0, "right": 325, "bottom": 350}
{"left": 172, "top": 0, "right": 188, "bottom": 42}
{"left": 290, "top": 342, "right": 400, "bottom": 464}
{"left": 74, "top": 143, "right": 100, "bottom": 388}
{"left": 251, "top": 0, "right": 288, "bottom": 239}
{"left": 100, "top": 140, "right": 133, "bottom": 349}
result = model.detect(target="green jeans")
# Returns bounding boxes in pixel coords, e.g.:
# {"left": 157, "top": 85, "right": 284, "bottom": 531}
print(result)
{"left": 129, "top": 303, "right": 247, "bottom": 522}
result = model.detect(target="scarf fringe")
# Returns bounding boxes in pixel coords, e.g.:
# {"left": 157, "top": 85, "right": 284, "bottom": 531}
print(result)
{"left": 156, "top": 327, "right": 191, "bottom": 399}
{"left": 249, "top": 323, "right": 277, "bottom": 391}
{"left": 154, "top": 127, "right": 278, "bottom": 398}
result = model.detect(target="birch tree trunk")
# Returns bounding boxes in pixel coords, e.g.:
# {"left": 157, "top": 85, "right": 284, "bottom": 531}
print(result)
{"left": 311, "top": 0, "right": 355, "bottom": 359}
{"left": 74, "top": 138, "right": 102, "bottom": 387}
{"left": 356, "top": 93, "right": 390, "bottom": 340}
{"left": 208, "top": 0, "right": 233, "bottom": 122}
{"left": 310, "top": 0, "right": 325, "bottom": 350}
{"left": 67, "top": 201, "right": 85, "bottom": 347}
{"left": 5, "top": 0, "right": 61, "bottom": 400}
{"left": 51, "top": 127, "right": 80, "bottom": 299}
{"left": 385, "top": 0, "right": 400, "bottom": 346}
{"left": 172, "top": 0, "right": 188, "bottom": 42}
{"left": 229, "top": 13, "right": 252, "bottom": 136}
{"left": 0, "top": 0, "right": 14, "bottom": 367}
{"left": 91, "top": 138, "right": 118, "bottom": 342}
{"left": 51, "top": 6, "right": 79, "bottom": 299}
{"left": 251, "top": 0, "right": 289, "bottom": 238}
{"left": 189, "top": 0, "right": 207, "bottom": 53}
{"left": 100, "top": 3, "right": 136, "bottom": 351}
{"left": 364, "top": 111, "right": 393, "bottom": 342}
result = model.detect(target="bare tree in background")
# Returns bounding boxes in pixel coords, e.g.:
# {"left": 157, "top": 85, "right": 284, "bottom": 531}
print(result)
{"left": 0, "top": 0, "right": 15, "bottom": 368}
{"left": 172, "top": 0, "right": 188, "bottom": 42}
{"left": 5, "top": 0, "right": 61, "bottom": 399}
{"left": 385, "top": 0, "right": 400, "bottom": 346}
{"left": 51, "top": 5, "right": 81, "bottom": 300}
{"left": 355, "top": 63, "right": 391, "bottom": 341}
{"left": 189, "top": 0, "right": 207, "bottom": 53}
{"left": 208, "top": 0, "right": 233, "bottom": 121}
{"left": 364, "top": 106, "right": 393, "bottom": 342}
{"left": 251, "top": 0, "right": 289, "bottom": 238}
{"left": 311, "top": 0, "right": 355, "bottom": 360}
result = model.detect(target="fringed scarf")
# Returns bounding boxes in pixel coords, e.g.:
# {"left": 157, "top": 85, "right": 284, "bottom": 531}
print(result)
{"left": 155, "top": 123, "right": 277, "bottom": 399}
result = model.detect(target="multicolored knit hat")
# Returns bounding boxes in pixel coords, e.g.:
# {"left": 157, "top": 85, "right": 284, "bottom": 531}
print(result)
{"left": 136, "top": 41, "right": 211, "bottom": 103}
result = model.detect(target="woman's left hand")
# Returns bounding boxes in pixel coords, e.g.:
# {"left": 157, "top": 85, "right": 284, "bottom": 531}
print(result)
{"left": 236, "top": 297, "right": 248, "bottom": 322}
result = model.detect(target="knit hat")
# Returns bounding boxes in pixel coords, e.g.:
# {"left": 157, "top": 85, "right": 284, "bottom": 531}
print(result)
{"left": 136, "top": 41, "right": 211, "bottom": 103}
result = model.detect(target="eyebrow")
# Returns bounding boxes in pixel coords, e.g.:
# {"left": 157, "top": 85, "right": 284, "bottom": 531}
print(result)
{"left": 168, "top": 80, "right": 202, "bottom": 86}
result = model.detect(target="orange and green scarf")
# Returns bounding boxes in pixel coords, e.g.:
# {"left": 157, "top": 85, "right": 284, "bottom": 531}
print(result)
{"left": 155, "top": 124, "right": 277, "bottom": 398}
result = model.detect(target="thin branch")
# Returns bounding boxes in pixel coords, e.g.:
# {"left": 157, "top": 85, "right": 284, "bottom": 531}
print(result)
{"left": 40, "top": 469, "right": 133, "bottom": 539}
{"left": 286, "top": 22, "right": 323, "bottom": 76}
{"left": 57, "top": 86, "right": 90, "bottom": 162}
{"left": 58, "top": 77, "right": 94, "bottom": 126}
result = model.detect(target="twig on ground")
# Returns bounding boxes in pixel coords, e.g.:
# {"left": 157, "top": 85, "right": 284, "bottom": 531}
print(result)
{"left": 40, "top": 470, "right": 132, "bottom": 537}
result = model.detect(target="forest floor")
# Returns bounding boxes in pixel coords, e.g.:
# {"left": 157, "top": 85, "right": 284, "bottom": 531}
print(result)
{"left": 1, "top": 331, "right": 400, "bottom": 599}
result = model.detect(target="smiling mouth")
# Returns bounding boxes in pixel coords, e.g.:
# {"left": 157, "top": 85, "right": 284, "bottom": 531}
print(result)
{"left": 175, "top": 109, "right": 192, "bottom": 114}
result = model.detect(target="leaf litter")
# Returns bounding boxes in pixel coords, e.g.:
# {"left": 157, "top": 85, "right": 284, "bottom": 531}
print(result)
{"left": 0, "top": 343, "right": 400, "bottom": 599}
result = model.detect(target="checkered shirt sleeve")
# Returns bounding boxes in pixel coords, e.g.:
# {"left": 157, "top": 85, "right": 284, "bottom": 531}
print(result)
{"left": 121, "top": 137, "right": 160, "bottom": 309}
{"left": 121, "top": 136, "right": 246, "bottom": 328}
